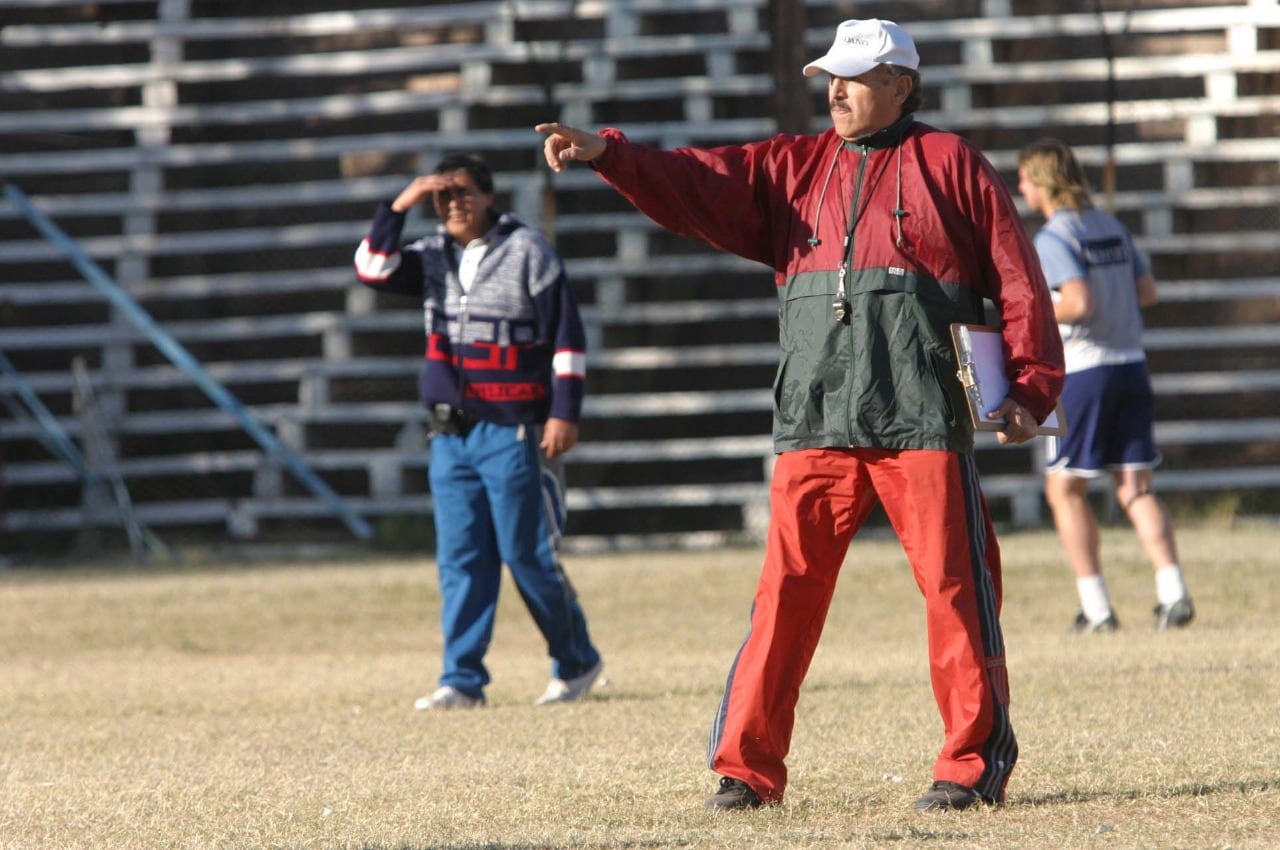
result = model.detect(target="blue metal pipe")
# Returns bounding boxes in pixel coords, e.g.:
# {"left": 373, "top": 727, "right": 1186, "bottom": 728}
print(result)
{"left": 0, "top": 349, "right": 91, "bottom": 479}
{"left": 3, "top": 183, "right": 374, "bottom": 541}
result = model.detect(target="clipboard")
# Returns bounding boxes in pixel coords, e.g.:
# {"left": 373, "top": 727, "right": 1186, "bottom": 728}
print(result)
{"left": 950, "top": 323, "right": 1067, "bottom": 436}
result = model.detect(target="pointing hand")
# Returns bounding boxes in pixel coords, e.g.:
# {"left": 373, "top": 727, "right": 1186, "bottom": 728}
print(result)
{"left": 535, "top": 123, "right": 607, "bottom": 173}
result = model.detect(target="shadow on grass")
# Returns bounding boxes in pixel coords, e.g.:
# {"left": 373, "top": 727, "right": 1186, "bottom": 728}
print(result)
{"left": 583, "top": 675, "right": 883, "bottom": 706}
{"left": 584, "top": 685, "right": 722, "bottom": 704}
{"left": 866, "top": 823, "right": 977, "bottom": 843}
{"left": 1019, "top": 776, "right": 1278, "bottom": 807}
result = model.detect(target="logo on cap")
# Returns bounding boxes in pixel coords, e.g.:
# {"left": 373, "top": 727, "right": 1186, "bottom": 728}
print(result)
{"left": 802, "top": 18, "right": 919, "bottom": 78}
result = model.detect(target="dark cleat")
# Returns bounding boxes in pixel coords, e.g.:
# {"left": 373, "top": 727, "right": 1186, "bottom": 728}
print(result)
{"left": 913, "top": 781, "right": 985, "bottom": 813}
{"left": 1154, "top": 597, "right": 1195, "bottom": 630}
{"left": 1070, "top": 610, "right": 1119, "bottom": 633}
{"left": 705, "top": 776, "right": 765, "bottom": 811}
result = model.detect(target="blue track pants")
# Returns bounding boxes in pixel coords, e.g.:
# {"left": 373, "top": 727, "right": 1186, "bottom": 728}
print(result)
{"left": 428, "top": 420, "right": 600, "bottom": 698}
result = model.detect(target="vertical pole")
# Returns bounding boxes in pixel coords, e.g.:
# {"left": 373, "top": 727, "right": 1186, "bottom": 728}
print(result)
{"left": 770, "top": 0, "right": 812, "bottom": 135}
{"left": 1092, "top": 1, "right": 1134, "bottom": 212}
{"left": 72, "top": 357, "right": 170, "bottom": 563}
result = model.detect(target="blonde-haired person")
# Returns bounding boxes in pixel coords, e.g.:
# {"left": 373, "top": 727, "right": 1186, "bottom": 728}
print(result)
{"left": 1017, "top": 138, "right": 1194, "bottom": 633}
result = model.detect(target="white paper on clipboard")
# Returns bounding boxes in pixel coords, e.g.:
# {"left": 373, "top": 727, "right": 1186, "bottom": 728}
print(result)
{"left": 950, "top": 323, "right": 1066, "bottom": 436}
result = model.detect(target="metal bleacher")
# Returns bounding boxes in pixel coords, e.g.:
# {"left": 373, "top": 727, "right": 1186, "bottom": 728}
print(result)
{"left": 1, "top": 0, "right": 1278, "bottom": 559}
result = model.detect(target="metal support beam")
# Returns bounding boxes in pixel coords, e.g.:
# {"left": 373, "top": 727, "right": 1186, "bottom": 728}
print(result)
{"left": 3, "top": 183, "right": 374, "bottom": 542}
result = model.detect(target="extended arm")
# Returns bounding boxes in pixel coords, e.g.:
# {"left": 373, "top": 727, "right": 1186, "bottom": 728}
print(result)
{"left": 536, "top": 122, "right": 779, "bottom": 267}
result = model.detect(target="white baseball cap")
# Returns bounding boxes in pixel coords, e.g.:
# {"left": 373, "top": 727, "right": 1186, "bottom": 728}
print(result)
{"left": 802, "top": 19, "right": 919, "bottom": 78}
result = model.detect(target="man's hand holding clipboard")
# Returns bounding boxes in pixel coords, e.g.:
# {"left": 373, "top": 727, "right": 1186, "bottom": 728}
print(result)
{"left": 987, "top": 397, "right": 1040, "bottom": 445}
{"left": 951, "top": 323, "right": 1067, "bottom": 446}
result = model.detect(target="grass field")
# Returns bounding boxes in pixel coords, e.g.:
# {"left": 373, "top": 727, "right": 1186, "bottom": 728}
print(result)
{"left": 2, "top": 525, "right": 1278, "bottom": 850}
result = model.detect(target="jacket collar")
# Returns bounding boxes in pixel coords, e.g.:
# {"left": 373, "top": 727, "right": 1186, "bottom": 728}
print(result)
{"left": 845, "top": 112, "right": 916, "bottom": 151}
{"left": 440, "top": 210, "right": 519, "bottom": 248}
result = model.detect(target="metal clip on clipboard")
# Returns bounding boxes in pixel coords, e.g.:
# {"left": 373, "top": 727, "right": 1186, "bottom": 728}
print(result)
{"left": 955, "top": 325, "right": 985, "bottom": 416}
{"left": 949, "top": 322, "right": 1068, "bottom": 436}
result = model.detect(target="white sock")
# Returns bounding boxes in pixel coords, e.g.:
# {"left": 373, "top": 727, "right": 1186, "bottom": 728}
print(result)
{"left": 1077, "top": 575, "right": 1113, "bottom": 623}
{"left": 1155, "top": 564, "right": 1188, "bottom": 606}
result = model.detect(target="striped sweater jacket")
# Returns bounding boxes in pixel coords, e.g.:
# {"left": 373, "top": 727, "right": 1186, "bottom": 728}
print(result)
{"left": 355, "top": 203, "right": 586, "bottom": 426}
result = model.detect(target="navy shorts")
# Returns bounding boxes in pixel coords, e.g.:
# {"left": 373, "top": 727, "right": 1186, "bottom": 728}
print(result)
{"left": 1045, "top": 361, "right": 1161, "bottom": 477}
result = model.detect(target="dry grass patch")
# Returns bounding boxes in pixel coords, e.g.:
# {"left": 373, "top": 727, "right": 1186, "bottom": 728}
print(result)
{"left": 2, "top": 526, "right": 1278, "bottom": 849}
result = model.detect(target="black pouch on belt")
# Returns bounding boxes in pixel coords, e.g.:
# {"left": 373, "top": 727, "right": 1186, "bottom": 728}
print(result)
{"left": 428, "top": 402, "right": 475, "bottom": 436}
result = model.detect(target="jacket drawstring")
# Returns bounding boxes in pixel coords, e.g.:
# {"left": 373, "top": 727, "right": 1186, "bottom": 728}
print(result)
{"left": 808, "top": 143, "right": 842, "bottom": 247}
{"left": 893, "top": 143, "right": 907, "bottom": 247}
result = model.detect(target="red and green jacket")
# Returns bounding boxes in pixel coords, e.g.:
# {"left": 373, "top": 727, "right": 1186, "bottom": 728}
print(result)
{"left": 591, "top": 115, "right": 1064, "bottom": 454}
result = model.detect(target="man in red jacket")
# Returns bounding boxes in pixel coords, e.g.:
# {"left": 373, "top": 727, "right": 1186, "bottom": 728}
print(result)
{"left": 538, "top": 18, "right": 1062, "bottom": 813}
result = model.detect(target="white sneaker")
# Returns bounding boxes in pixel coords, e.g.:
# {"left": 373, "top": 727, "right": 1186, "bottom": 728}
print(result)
{"left": 534, "top": 659, "right": 604, "bottom": 706}
{"left": 413, "top": 686, "right": 485, "bottom": 711}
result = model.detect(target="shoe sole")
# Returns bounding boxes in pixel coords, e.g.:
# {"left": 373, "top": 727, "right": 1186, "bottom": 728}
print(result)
{"left": 414, "top": 691, "right": 484, "bottom": 710}
{"left": 913, "top": 782, "right": 990, "bottom": 813}
{"left": 914, "top": 796, "right": 981, "bottom": 813}
{"left": 535, "top": 661, "right": 604, "bottom": 705}
{"left": 705, "top": 797, "right": 764, "bottom": 811}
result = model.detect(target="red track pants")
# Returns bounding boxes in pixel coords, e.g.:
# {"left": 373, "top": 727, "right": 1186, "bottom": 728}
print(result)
{"left": 707, "top": 448, "right": 1017, "bottom": 803}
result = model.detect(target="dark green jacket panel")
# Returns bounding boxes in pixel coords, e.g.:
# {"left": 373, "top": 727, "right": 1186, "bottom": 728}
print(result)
{"left": 774, "top": 268, "right": 984, "bottom": 453}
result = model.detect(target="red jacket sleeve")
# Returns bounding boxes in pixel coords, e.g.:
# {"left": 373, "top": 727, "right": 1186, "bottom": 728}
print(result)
{"left": 962, "top": 143, "right": 1065, "bottom": 423}
{"left": 591, "top": 128, "right": 780, "bottom": 269}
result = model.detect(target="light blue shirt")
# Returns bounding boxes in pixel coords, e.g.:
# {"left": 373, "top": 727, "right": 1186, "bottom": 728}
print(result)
{"left": 1035, "top": 207, "right": 1150, "bottom": 373}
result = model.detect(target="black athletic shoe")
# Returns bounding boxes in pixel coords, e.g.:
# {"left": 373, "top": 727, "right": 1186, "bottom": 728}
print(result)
{"left": 913, "top": 781, "right": 984, "bottom": 813}
{"left": 705, "top": 776, "right": 764, "bottom": 810}
{"left": 1154, "top": 597, "right": 1195, "bottom": 630}
{"left": 1070, "top": 610, "right": 1119, "bottom": 633}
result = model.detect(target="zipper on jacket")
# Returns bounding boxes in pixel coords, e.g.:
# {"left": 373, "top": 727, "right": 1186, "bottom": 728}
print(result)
{"left": 454, "top": 293, "right": 470, "bottom": 409}
{"left": 840, "top": 143, "right": 872, "bottom": 446}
